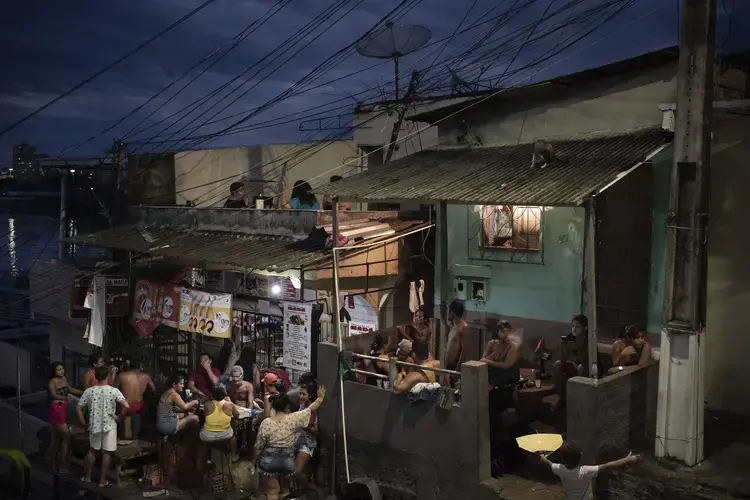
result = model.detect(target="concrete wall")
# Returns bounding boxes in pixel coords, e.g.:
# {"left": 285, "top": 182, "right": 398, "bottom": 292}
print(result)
{"left": 645, "top": 150, "right": 673, "bottom": 334}
{"left": 567, "top": 362, "right": 659, "bottom": 464}
{"left": 29, "top": 260, "right": 87, "bottom": 325}
{"left": 173, "top": 141, "right": 358, "bottom": 207}
{"left": 316, "top": 342, "right": 490, "bottom": 500}
{"left": 704, "top": 114, "right": 750, "bottom": 416}
{"left": 436, "top": 65, "right": 677, "bottom": 147}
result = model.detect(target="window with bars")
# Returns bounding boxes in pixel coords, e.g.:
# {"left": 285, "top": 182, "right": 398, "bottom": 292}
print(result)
{"left": 479, "top": 205, "right": 542, "bottom": 251}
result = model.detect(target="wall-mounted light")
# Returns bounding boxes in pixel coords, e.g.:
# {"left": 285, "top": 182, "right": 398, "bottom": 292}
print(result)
{"left": 271, "top": 284, "right": 282, "bottom": 296}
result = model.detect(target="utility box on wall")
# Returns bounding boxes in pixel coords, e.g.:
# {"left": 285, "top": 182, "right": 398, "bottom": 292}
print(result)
{"left": 453, "top": 264, "right": 491, "bottom": 303}
{"left": 454, "top": 279, "right": 468, "bottom": 301}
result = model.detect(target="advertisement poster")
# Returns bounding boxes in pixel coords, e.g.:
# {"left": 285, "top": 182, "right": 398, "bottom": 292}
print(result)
{"left": 131, "top": 280, "right": 181, "bottom": 337}
{"left": 179, "top": 288, "right": 233, "bottom": 339}
{"left": 70, "top": 275, "right": 130, "bottom": 318}
{"left": 349, "top": 321, "right": 377, "bottom": 336}
{"left": 243, "top": 274, "right": 300, "bottom": 301}
{"left": 282, "top": 302, "right": 312, "bottom": 372}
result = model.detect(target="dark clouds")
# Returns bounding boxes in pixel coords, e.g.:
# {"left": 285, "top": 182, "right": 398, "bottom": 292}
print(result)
{"left": 0, "top": 0, "right": 740, "bottom": 160}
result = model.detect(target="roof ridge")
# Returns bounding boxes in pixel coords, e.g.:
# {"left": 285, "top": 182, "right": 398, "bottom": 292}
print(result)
{"left": 426, "top": 126, "right": 665, "bottom": 151}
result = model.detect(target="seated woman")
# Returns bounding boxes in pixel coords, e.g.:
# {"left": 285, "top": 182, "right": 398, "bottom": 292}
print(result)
{"left": 610, "top": 325, "right": 652, "bottom": 374}
{"left": 481, "top": 321, "right": 521, "bottom": 415}
{"left": 364, "top": 334, "right": 390, "bottom": 386}
{"left": 253, "top": 388, "right": 326, "bottom": 500}
{"left": 393, "top": 340, "right": 435, "bottom": 395}
{"left": 199, "top": 384, "right": 239, "bottom": 466}
{"left": 156, "top": 374, "right": 200, "bottom": 436}
{"left": 550, "top": 315, "right": 601, "bottom": 409}
{"left": 282, "top": 180, "right": 321, "bottom": 210}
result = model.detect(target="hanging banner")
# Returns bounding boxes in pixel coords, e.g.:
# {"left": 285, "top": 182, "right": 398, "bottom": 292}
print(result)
{"left": 349, "top": 321, "right": 377, "bottom": 336}
{"left": 131, "top": 279, "right": 181, "bottom": 337}
{"left": 70, "top": 275, "right": 130, "bottom": 318}
{"left": 242, "top": 274, "right": 300, "bottom": 301}
{"left": 83, "top": 275, "right": 106, "bottom": 347}
{"left": 282, "top": 302, "right": 312, "bottom": 372}
{"left": 179, "top": 288, "right": 233, "bottom": 339}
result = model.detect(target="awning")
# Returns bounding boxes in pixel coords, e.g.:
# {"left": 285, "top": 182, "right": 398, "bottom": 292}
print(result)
{"left": 315, "top": 127, "right": 671, "bottom": 206}
{"left": 65, "top": 218, "right": 431, "bottom": 273}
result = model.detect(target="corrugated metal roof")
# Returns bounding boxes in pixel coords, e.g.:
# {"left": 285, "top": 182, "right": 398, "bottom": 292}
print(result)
{"left": 315, "top": 128, "right": 671, "bottom": 206}
{"left": 65, "top": 218, "right": 429, "bottom": 273}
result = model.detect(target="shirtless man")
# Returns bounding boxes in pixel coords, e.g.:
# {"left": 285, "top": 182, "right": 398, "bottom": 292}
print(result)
{"left": 444, "top": 300, "right": 468, "bottom": 371}
{"left": 114, "top": 360, "right": 154, "bottom": 443}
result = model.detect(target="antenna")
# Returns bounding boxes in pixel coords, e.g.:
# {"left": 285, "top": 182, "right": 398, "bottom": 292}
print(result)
{"left": 356, "top": 22, "right": 431, "bottom": 100}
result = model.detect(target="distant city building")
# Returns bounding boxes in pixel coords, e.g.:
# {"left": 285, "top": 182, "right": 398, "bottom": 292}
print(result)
{"left": 11, "top": 143, "right": 46, "bottom": 181}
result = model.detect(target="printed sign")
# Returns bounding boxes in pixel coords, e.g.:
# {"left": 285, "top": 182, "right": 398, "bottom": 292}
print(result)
{"left": 349, "top": 321, "right": 377, "bottom": 336}
{"left": 70, "top": 275, "right": 130, "bottom": 318}
{"left": 243, "top": 274, "right": 300, "bottom": 301}
{"left": 179, "top": 288, "right": 233, "bottom": 339}
{"left": 131, "top": 279, "right": 181, "bottom": 337}
{"left": 282, "top": 302, "right": 312, "bottom": 372}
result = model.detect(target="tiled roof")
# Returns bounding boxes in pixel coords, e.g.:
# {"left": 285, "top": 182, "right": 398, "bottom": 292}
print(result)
{"left": 315, "top": 128, "right": 671, "bottom": 206}
{"left": 65, "top": 218, "right": 430, "bottom": 273}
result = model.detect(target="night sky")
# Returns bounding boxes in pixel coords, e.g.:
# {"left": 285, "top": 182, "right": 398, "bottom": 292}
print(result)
{"left": 0, "top": 0, "right": 745, "bottom": 161}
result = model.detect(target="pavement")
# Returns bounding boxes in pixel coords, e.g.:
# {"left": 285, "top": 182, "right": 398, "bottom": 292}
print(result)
{"left": 600, "top": 410, "right": 750, "bottom": 500}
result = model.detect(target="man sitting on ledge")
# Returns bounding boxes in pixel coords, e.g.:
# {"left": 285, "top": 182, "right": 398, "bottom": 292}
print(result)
{"left": 609, "top": 325, "right": 652, "bottom": 375}
{"left": 393, "top": 340, "right": 436, "bottom": 395}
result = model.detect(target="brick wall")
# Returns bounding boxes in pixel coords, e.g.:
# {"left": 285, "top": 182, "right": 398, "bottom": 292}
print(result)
{"left": 567, "top": 361, "right": 659, "bottom": 464}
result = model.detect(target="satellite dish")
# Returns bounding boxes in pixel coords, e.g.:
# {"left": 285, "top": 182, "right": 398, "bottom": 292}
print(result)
{"left": 356, "top": 22, "right": 432, "bottom": 99}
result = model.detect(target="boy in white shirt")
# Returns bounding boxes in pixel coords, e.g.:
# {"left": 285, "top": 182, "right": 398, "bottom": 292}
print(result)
{"left": 77, "top": 365, "right": 129, "bottom": 486}
{"left": 541, "top": 440, "right": 637, "bottom": 500}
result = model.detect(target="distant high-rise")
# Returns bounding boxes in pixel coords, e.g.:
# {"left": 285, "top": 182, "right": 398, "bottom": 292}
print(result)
{"left": 11, "top": 143, "right": 42, "bottom": 180}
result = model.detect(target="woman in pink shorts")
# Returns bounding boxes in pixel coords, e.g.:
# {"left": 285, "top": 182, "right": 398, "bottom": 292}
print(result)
{"left": 48, "top": 362, "right": 82, "bottom": 472}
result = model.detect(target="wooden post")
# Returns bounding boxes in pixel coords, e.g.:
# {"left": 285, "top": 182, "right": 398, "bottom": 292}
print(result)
{"left": 383, "top": 71, "right": 420, "bottom": 164}
{"left": 656, "top": 0, "right": 716, "bottom": 466}
{"left": 435, "top": 202, "right": 449, "bottom": 362}
{"left": 586, "top": 197, "right": 598, "bottom": 379}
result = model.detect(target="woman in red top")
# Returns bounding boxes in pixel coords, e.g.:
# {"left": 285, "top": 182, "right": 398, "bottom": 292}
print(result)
{"left": 48, "top": 363, "right": 82, "bottom": 472}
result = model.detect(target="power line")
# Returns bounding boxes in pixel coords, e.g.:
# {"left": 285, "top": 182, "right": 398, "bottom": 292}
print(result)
{"left": 125, "top": 0, "right": 369, "bottom": 153}
{"left": 0, "top": 0, "right": 222, "bottom": 138}
{"left": 58, "top": 0, "right": 294, "bottom": 158}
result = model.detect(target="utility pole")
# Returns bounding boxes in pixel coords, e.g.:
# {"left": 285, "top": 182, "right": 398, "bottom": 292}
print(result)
{"left": 655, "top": 0, "right": 716, "bottom": 466}
{"left": 384, "top": 70, "right": 420, "bottom": 164}
{"left": 58, "top": 169, "right": 68, "bottom": 260}
{"left": 114, "top": 140, "right": 125, "bottom": 224}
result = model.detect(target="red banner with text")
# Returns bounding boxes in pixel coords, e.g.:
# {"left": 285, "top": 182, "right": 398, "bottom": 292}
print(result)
{"left": 131, "top": 279, "right": 181, "bottom": 337}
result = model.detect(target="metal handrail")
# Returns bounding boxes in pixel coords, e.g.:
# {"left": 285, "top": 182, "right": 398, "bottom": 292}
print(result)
{"left": 351, "top": 352, "right": 461, "bottom": 376}
{"left": 350, "top": 368, "right": 388, "bottom": 380}
{"left": 395, "top": 360, "right": 460, "bottom": 377}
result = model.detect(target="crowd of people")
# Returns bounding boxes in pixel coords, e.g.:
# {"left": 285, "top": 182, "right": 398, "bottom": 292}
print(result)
{"left": 45, "top": 348, "right": 325, "bottom": 498}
